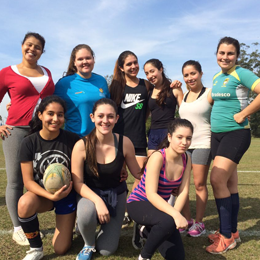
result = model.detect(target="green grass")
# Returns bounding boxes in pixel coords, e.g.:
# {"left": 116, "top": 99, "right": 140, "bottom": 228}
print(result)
{"left": 0, "top": 139, "right": 260, "bottom": 259}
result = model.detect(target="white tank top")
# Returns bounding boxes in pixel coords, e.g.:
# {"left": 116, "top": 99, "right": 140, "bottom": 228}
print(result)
{"left": 179, "top": 88, "right": 212, "bottom": 149}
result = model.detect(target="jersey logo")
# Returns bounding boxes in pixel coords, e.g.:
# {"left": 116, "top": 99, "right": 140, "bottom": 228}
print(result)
{"left": 222, "top": 78, "right": 229, "bottom": 87}
{"left": 121, "top": 93, "right": 144, "bottom": 109}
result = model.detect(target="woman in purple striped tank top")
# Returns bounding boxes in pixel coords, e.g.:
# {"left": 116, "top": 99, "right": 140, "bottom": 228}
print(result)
{"left": 127, "top": 119, "right": 193, "bottom": 260}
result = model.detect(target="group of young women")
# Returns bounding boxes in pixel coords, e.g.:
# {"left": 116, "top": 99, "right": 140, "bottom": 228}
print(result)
{"left": 0, "top": 32, "right": 259, "bottom": 260}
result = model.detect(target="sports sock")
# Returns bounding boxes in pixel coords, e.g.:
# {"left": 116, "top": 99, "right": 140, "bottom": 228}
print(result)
{"left": 231, "top": 193, "right": 239, "bottom": 233}
{"left": 215, "top": 196, "right": 232, "bottom": 238}
{"left": 13, "top": 226, "right": 22, "bottom": 232}
{"left": 18, "top": 213, "right": 42, "bottom": 248}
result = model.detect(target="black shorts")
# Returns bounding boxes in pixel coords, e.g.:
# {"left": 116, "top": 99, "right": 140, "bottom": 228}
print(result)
{"left": 211, "top": 129, "right": 251, "bottom": 164}
{"left": 135, "top": 147, "right": 147, "bottom": 157}
{"left": 148, "top": 128, "right": 168, "bottom": 150}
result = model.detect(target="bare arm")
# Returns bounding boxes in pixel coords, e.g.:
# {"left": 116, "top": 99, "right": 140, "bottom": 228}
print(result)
{"left": 71, "top": 139, "right": 110, "bottom": 224}
{"left": 123, "top": 136, "right": 142, "bottom": 179}
{"left": 173, "top": 154, "right": 192, "bottom": 212}
{"left": 145, "top": 152, "right": 188, "bottom": 229}
{"left": 21, "top": 161, "right": 72, "bottom": 201}
{"left": 234, "top": 83, "right": 260, "bottom": 123}
{"left": 144, "top": 79, "right": 151, "bottom": 120}
{"left": 207, "top": 88, "right": 214, "bottom": 105}
{"left": 173, "top": 88, "right": 184, "bottom": 107}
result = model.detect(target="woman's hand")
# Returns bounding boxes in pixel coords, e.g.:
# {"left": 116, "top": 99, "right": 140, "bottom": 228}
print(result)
{"left": 172, "top": 211, "right": 188, "bottom": 230}
{"left": 0, "top": 125, "right": 13, "bottom": 139}
{"left": 234, "top": 112, "right": 246, "bottom": 124}
{"left": 170, "top": 80, "right": 182, "bottom": 89}
{"left": 120, "top": 167, "right": 128, "bottom": 182}
{"left": 50, "top": 181, "right": 73, "bottom": 201}
{"left": 6, "top": 102, "right": 11, "bottom": 112}
{"left": 95, "top": 199, "right": 110, "bottom": 224}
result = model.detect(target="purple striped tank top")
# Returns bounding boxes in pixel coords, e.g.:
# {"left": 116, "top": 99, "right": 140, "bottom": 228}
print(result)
{"left": 127, "top": 149, "right": 187, "bottom": 203}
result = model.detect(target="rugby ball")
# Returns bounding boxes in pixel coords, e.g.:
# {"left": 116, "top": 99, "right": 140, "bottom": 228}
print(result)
{"left": 43, "top": 163, "right": 71, "bottom": 194}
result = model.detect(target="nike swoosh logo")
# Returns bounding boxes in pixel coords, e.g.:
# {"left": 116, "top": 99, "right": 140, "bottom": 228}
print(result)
{"left": 121, "top": 99, "right": 145, "bottom": 109}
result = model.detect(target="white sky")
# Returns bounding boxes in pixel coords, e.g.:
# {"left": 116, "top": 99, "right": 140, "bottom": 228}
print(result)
{"left": 0, "top": 0, "right": 260, "bottom": 121}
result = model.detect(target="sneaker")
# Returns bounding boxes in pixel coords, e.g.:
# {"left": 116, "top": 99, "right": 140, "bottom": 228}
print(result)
{"left": 76, "top": 246, "right": 96, "bottom": 260}
{"left": 13, "top": 229, "right": 29, "bottom": 246}
{"left": 187, "top": 222, "right": 206, "bottom": 237}
{"left": 206, "top": 233, "right": 236, "bottom": 254}
{"left": 179, "top": 219, "right": 194, "bottom": 233}
{"left": 132, "top": 222, "right": 145, "bottom": 249}
{"left": 138, "top": 255, "right": 150, "bottom": 260}
{"left": 22, "top": 248, "right": 43, "bottom": 260}
{"left": 122, "top": 212, "right": 132, "bottom": 228}
{"left": 40, "top": 232, "right": 44, "bottom": 239}
{"left": 208, "top": 229, "right": 241, "bottom": 243}
{"left": 232, "top": 230, "right": 241, "bottom": 243}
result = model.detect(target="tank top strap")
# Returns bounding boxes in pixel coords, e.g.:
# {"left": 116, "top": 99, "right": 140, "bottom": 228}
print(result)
{"left": 181, "top": 152, "right": 188, "bottom": 169}
{"left": 81, "top": 136, "right": 87, "bottom": 146}
{"left": 139, "top": 78, "right": 145, "bottom": 86}
{"left": 159, "top": 148, "right": 166, "bottom": 172}
{"left": 118, "top": 134, "right": 123, "bottom": 154}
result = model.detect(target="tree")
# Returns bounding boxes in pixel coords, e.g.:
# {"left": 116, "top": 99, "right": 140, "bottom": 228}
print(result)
{"left": 237, "top": 42, "right": 260, "bottom": 137}
{"left": 104, "top": 75, "right": 113, "bottom": 87}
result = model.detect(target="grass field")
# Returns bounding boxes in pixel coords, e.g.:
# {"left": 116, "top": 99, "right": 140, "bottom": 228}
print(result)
{"left": 0, "top": 139, "right": 260, "bottom": 259}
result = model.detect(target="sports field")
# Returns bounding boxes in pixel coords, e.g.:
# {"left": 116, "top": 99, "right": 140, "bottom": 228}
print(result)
{"left": 0, "top": 138, "right": 259, "bottom": 260}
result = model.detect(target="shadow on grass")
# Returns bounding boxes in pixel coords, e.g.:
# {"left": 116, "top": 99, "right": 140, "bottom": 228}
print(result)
{"left": 0, "top": 196, "right": 6, "bottom": 206}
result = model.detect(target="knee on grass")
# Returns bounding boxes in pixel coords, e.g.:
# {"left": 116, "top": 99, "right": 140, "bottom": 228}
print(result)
{"left": 98, "top": 245, "right": 118, "bottom": 257}
{"left": 53, "top": 240, "right": 72, "bottom": 255}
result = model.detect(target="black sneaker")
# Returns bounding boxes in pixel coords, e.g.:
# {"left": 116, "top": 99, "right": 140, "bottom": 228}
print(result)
{"left": 132, "top": 222, "right": 145, "bottom": 249}
{"left": 122, "top": 213, "right": 132, "bottom": 228}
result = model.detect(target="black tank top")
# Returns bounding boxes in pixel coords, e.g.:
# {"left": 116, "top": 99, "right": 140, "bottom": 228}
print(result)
{"left": 113, "top": 79, "right": 148, "bottom": 148}
{"left": 148, "top": 90, "right": 177, "bottom": 129}
{"left": 83, "top": 134, "right": 125, "bottom": 189}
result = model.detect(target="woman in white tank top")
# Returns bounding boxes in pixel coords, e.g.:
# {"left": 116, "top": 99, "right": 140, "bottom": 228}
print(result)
{"left": 178, "top": 60, "right": 213, "bottom": 237}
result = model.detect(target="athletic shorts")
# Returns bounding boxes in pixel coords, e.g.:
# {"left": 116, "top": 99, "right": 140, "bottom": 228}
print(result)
{"left": 135, "top": 147, "right": 147, "bottom": 157}
{"left": 211, "top": 129, "right": 251, "bottom": 164}
{"left": 53, "top": 189, "right": 77, "bottom": 215}
{"left": 187, "top": 148, "right": 212, "bottom": 166}
{"left": 148, "top": 128, "right": 168, "bottom": 150}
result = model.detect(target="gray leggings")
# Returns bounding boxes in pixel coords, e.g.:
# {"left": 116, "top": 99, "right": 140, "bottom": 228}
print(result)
{"left": 3, "top": 127, "right": 29, "bottom": 227}
{"left": 77, "top": 192, "right": 126, "bottom": 256}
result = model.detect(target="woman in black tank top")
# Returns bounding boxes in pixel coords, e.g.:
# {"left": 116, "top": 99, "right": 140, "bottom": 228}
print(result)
{"left": 110, "top": 51, "right": 152, "bottom": 228}
{"left": 144, "top": 59, "right": 183, "bottom": 156}
{"left": 110, "top": 51, "right": 152, "bottom": 169}
{"left": 71, "top": 98, "right": 141, "bottom": 259}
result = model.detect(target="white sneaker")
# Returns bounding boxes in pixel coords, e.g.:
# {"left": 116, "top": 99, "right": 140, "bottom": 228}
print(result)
{"left": 138, "top": 255, "right": 150, "bottom": 260}
{"left": 12, "top": 229, "right": 29, "bottom": 246}
{"left": 22, "top": 248, "right": 43, "bottom": 260}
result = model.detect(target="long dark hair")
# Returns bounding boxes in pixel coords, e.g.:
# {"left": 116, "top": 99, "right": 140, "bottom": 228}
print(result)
{"left": 144, "top": 58, "right": 172, "bottom": 107}
{"left": 29, "top": 95, "right": 67, "bottom": 135}
{"left": 110, "top": 51, "right": 138, "bottom": 106}
{"left": 66, "top": 44, "right": 95, "bottom": 76}
{"left": 141, "top": 119, "right": 193, "bottom": 174}
{"left": 85, "top": 98, "right": 118, "bottom": 177}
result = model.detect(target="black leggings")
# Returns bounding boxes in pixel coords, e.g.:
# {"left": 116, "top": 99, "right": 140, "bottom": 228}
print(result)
{"left": 127, "top": 201, "right": 185, "bottom": 260}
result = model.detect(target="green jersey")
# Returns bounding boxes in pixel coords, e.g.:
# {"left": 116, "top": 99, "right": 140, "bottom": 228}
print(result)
{"left": 211, "top": 65, "right": 260, "bottom": 133}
